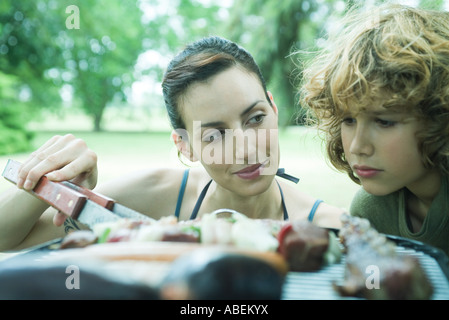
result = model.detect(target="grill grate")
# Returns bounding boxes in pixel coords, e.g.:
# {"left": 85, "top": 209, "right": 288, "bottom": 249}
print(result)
{"left": 282, "top": 245, "right": 449, "bottom": 300}
{"left": 2, "top": 235, "right": 449, "bottom": 300}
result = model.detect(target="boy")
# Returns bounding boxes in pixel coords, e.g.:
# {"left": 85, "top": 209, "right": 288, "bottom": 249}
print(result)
{"left": 300, "top": 4, "right": 449, "bottom": 255}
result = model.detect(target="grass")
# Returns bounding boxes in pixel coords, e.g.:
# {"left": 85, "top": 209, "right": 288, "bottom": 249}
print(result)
{"left": 0, "top": 126, "right": 359, "bottom": 210}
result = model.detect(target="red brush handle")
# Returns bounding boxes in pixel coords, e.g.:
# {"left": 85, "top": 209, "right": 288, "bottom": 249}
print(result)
{"left": 61, "top": 181, "right": 115, "bottom": 210}
{"left": 2, "top": 159, "right": 115, "bottom": 217}
{"left": 33, "top": 176, "right": 88, "bottom": 218}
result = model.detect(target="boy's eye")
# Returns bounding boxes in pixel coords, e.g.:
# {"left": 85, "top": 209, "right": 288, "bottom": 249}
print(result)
{"left": 342, "top": 117, "right": 356, "bottom": 125}
{"left": 375, "top": 118, "right": 397, "bottom": 127}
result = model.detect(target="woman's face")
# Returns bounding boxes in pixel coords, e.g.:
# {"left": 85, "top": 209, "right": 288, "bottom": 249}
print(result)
{"left": 179, "top": 66, "right": 279, "bottom": 196}
{"left": 341, "top": 103, "right": 435, "bottom": 196}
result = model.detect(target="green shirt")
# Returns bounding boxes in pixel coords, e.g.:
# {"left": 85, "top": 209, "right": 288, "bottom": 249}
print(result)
{"left": 350, "top": 175, "right": 449, "bottom": 256}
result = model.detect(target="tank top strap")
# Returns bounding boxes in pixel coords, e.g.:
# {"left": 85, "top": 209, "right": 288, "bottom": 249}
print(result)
{"left": 189, "top": 179, "right": 213, "bottom": 220}
{"left": 276, "top": 168, "right": 299, "bottom": 184}
{"left": 308, "top": 199, "right": 323, "bottom": 222}
{"left": 188, "top": 169, "right": 298, "bottom": 221}
{"left": 275, "top": 180, "right": 289, "bottom": 220}
{"left": 174, "top": 169, "right": 190, "bottom": 219}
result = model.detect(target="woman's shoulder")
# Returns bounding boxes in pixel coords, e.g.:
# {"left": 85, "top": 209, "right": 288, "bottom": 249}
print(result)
{"left": 97, "top": 167, "right": 186, "bottom": 193}
{"left": 277, "top": 179, "right": 345, "bottom": 228}
{"left": 95, "top": 166, "right": 210, "bottom": 219}
{"left": 94, "top": 167, "right": 186, "bottom": 216}
{"left": 277, "top": 180, "right": 341, "bottom": 218}
{"left": 276, "top": 178, "right": 315, "bottom": 205}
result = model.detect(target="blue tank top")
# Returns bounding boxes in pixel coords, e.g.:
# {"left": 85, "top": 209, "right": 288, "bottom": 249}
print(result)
{"left": 174, "top": 168, "right": 323, "bottom": 221}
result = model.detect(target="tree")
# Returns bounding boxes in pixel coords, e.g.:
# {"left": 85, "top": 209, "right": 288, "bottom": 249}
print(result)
{"left": 52, "top": 0, "right": 146, "bottom": 131}
{"left": 136, "top": 0, "right": 227, "bottom": 86}
{"left": 0, "top": 73, "right": 34, "bottom": 155}
{"left": 1, "top": 0, "right": 146, "bottom": 132}
{"left": 223, "top": 0, "right": 340, "bottom": 126}
{"left": 0, "top": 1, "right": 67, "bottom": 107}
{"left": 223, "top": 0, "right": 448, "bottom": 126}
{"left": 0, "top": 1, "right": 60, "bottom": 154}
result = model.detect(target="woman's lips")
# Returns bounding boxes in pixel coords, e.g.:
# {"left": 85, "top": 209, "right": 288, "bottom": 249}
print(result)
{"left": 235, "top": 164, "right": 263, "bottom": 180}
{"left": 353, "top": 165, "right": 382, "bottom": 178}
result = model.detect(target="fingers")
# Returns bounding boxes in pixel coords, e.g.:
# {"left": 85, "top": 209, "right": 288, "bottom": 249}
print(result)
{"left": 48, "top": 156, "right": 98, "bottom": 189}
{"left": 17, "top": 134, "right": 98, "bottom": 191}
{"left": 17, "top": 135, "right": 62, "bottom": 188}
{"left": 53, "top": 211, "right": 68, "bottom": 227}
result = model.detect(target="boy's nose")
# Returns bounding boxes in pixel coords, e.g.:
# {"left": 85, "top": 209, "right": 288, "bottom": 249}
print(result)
{"left": 349, "top": 126, "right": 374, "bottom": 157}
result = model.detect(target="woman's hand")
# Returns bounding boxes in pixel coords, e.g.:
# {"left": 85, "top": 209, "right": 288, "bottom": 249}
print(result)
{"left": 16, "top": 134, "right": 98, "bottom": 226}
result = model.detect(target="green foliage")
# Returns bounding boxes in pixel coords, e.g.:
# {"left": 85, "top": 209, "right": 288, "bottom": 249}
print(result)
{"left": 419, "top": 0, "right": 445, "bottom": 9}
{"left": 0, "top": 124, "right": 32, "bottom": 155}
{"left": 222, "top": 0, "right": 448, "bottom": 126}
{"left": 0, "top": 1, "right": 63, "bottom": 110}
{"left": 63, "top": 0, "right": 146, "bottom": 130}
{"left": 223, "top": 0, "right": 340, "bottom": 126}
{"left": 0, "top": 105, "right": 34, "bottom": 155}
{"left": 1, "top": 0, "right": 448, "bottom": 146}
{"left": 0, "top": 2, "right": 63, "bottom": 75}
{"left": 1, "top": 0, "right": 147, "bottom": 132}
{"left": 138, "top": 0, "right": 226, "bottom": 81}
{"left": 0, "top": 72, "right": 34, "bottom": 154}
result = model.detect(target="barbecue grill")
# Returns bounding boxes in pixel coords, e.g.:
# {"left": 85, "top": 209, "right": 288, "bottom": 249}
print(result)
{"left": 282, "top": 241, "right": 449, "bottom": 300}
{"left": 1, "top": 234, "right": 448, "bottom": 300}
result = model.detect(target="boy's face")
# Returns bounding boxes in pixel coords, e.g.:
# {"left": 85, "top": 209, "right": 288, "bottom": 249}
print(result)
{"left": 341, "top": 103, "right": 435, "bottom": 196}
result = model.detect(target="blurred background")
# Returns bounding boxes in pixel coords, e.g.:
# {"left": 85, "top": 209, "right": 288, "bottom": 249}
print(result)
{"left": 0, "top": 0, "right": 447, "bottom": 210}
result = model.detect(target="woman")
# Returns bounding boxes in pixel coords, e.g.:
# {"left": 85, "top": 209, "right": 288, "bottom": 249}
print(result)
{"left": 0, "top": 36, "right": 343, "bottom": 251}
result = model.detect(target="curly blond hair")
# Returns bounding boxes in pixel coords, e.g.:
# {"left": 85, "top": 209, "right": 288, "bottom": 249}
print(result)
{"left": 300, "top": 4, "right": 449, "bottom": 183}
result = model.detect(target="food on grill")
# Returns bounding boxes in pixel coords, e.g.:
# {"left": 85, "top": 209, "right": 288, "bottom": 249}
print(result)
{"left": 88, "top": 210, "right": 281, "bottom": 252}
{"left": 277, "top": 220, "right": 341, "bottom": 271}
{"left": 335, "top": 214, "right": 433, "bottom": 300}
{"left": 60, "top": 230, "right": 98, "bottom": 249}
{"left": 159, "top": 248, "right": 285, "bottom": 300}
{"left": 59, "top": 209, "right": 341, "bottom": 273}
{"left": 93, "top": 216, "right": 197, "bottom": 243}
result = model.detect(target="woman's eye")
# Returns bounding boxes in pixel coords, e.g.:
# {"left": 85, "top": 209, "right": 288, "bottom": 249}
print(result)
{"left": 202, "top": 129, "right": 224, "bottom": 142}
{"left": 247, "top": 114, "right": 265, "bottom": 125}
{"left": 376, "top": 118, "right": 396, "bottom": 127}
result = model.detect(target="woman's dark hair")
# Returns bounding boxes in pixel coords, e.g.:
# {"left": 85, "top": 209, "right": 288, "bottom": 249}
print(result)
{"left": 162, "top": 36, "right": 271, "bottom": 130}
